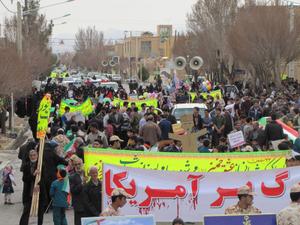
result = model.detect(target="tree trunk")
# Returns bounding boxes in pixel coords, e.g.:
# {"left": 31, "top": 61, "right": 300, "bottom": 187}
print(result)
{"left": 274, "top": 51, "right": 282, "bottom": 88}
{"left": 0, "top": 109, "right": 7, "bottom": 134}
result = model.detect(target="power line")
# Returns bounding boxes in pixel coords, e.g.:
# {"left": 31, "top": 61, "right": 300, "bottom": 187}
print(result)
{"left": 0, "top": 0, "right": 16, "bottom": 14}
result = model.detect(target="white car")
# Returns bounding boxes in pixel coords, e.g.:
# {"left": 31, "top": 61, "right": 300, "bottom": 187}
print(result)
{"left": 99, "top": 82, "right": 119, "bottom": 92}
{"left": 61, "top": 77, "right": 75, "bottom": 86}
{"left": 111, "top": 74, "right": 122, "bottom": 83}
{"left": 171, "top": 103, "right": 207, "bottom": 122}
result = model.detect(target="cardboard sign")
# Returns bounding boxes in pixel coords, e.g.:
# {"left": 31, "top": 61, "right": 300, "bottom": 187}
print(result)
{"left": 180, "top": 114, "right": 194, "bottom": 131}
{"left": 36, "top": 94, "right": 52, "bottom": 139}
{"left": 203, "top": 214, "right": 277, "bottom": 225}
{"left": 228, "top": 131, "right": 245, "bottom": 148}
{"left": 81, "top": 215, "right": 155, "bottom": 225}
{"left": 169, "top": 128, "right": 207, "bottom": 153}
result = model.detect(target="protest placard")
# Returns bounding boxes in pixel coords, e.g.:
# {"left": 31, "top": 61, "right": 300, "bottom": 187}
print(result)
{"left": 228, "top": 131, "right": 246, "bottom": 148}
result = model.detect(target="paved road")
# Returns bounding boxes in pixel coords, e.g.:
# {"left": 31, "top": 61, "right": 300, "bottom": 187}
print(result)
{"left": 0, "top": 148, "right": 197, "bottom": 225}
{"left": 0, "top": 151, "right": 74, "bottom": 225}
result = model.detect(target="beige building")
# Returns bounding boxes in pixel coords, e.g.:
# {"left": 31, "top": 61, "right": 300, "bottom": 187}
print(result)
{"left": 114, "top": 25, "right": 175, "bottom": 60}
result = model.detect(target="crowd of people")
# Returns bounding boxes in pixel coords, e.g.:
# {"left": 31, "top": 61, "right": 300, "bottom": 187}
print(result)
{"left": 7, "top": 76, "right": 300, "bottom": 225}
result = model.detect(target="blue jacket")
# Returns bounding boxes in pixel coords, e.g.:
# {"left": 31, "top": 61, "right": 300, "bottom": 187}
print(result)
{"left": 159, "top": 119, "right": 172, "bottom": 140}
{"left": 50, "top": 179, "right": 68, "bottom": 208}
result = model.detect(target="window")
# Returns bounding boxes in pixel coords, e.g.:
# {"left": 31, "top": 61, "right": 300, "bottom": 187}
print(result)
{"left": 141, "top": 41, "right": 151, "bottom": 56}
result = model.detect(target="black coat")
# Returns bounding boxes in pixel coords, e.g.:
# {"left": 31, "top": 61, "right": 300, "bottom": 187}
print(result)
{"left": 21, "top": 161, "right": 46, "bottom": 205}
{"left": 69, "top": 172, "right": 86, "bottom": 213}
{"left": 83, "top": 180, "right": 102, "bottom": 216}
{"left": 18, "top": 141, "right": 37, "bottom": 172}
{"left": 42, "top": 144, "right": 68, "bottom": 182}
{"left": 265, "top": 121, "right": 284, "bottom": 144}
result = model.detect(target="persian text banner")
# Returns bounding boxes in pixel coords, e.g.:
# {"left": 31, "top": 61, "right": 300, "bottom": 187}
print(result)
{"left": 84, "top": 148, "right": 288, "bottom": 177}
{"left": 103, "top": 164, "right": 299, "bottom": 222}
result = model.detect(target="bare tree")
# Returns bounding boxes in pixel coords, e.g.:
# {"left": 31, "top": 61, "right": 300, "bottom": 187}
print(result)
{"left": 229, "top": 5, "right": 300, "bottom": 87}
{"left": 0, "top": 47, "right": 31, "bottom": 96}
{"left": 186, "top": 0, "right": 238, "bottom": 82}
{"left": 59, "top": 52, "right": 75, "bottom": 67}
{"left": 3, "top": 0, "right": 53, "bottom": 80}
{"left": 73, "top": 26, "right": 106, "bottom": 70}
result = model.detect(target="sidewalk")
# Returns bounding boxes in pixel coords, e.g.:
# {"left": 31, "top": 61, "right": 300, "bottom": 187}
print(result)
{"left": 0, "top": 116, "right": 28, "bottom": 151}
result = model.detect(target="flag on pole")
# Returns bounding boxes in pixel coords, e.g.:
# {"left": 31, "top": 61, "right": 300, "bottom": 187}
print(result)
{"left": 63, "top": 138, "right": 76, "bottom": 154}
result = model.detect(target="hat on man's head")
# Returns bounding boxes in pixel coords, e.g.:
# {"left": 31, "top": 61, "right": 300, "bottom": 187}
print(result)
{"left": 110, "top": 135, "right": 124, "bottom": 142}
{"left": 111, "top": 188, "right": 132, "bottom": 198}
{"left": 57, "top": 164, "right": 66, "bottom": 171}
{"left": 290, "top": 183, "right": 300, "bottom": 193}
{"left": 237, "top": 186, "right": 255, "bottom": 196}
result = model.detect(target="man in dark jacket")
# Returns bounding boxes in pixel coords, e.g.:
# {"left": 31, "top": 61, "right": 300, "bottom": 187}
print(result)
{"left": 264, "top": 114, "right": 284, "bottom": 148}
{"left": 192, "top": 107, "right": 203, "bottom": 132}
{"left": 19, "top": 149, "right": 46, "bottom": 225}
{"left": 248, "top": 101, "right": 263, "bottom": 121}
{"left": 69, "top": 158, "right": 86, "bottom": 225}
{"left": 18, "top": 139, "right": 37, "bottom": 172}
{"left": 83, "top": 166, "right": 102, "bottom": 217}
{"left": 159, "top": 114, "right": 172, "bottom": 140}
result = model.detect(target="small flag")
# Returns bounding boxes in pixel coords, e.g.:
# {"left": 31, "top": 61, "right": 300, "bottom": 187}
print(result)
{"left": 64, "top": 138, "right": 76, "bottom": 154}
{"left": 62, "top": 177, "right": 70, "bottom": 194}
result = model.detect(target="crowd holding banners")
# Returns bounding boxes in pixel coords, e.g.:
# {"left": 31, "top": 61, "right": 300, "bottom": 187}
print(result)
{"left": 58, "top": 98, "right": 94, "bottom": 117}
{"left": 84, "top": 148, "right": 288, "bottom": 177}
{"left": 112, "top": 98, "right": 158, "bottom": 111}
{"left": 189, "top": 89, "right": 223, "bottom": 102}
{"left": 13, "top": 74, "right": 300, "bottom": 225}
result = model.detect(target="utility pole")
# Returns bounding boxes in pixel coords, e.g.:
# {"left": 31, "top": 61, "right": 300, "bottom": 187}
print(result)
{"left": 288, "top": 3, "right": 295, "bottom": 79}
{"left": 135, "top": 36, "right": 139, "bottom": 77}
{"left": 129, "top": 31, "right": 132, "bottom": 79}
{"left": 16, "top": 1, "right": 23, "bottom": 57}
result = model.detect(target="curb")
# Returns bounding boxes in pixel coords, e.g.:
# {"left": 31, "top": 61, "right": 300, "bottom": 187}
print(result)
{"left": 5, "top": 124, "right": 30, "bottom": 151}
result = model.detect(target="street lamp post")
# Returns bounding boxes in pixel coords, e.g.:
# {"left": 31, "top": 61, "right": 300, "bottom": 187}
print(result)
{"left": 16, "top": 1, "right": 22, "bottom": 57}
{"left": 16, "top": 0, "right": 74, "bottom": 57}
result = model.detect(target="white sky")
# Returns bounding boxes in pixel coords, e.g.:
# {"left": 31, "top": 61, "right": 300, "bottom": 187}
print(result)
{"left": 0, "top": 0, "right": 198, "bottom": 40}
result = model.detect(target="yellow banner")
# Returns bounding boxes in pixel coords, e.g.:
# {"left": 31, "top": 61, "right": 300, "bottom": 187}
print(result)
{"left": 112, "top": 98, "right": 158, "bottom": 110}
{"left": 189, "top": 89, "right": 222, "bottom": 102}
{"left": 84, "top": 148, "right": 287, "bottom": 178}
{"left": 58, "top": 98, "right": 94, "bottom": 117}
{"left": 37, "top": 94, "right": 52, "bottom": 139}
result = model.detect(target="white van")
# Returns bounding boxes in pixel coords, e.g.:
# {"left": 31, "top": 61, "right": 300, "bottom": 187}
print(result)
{"left": 171, "top": 103, "right": 207, "bottom": 122}
{"left": 99, "top": 82, "right": 119, "bottom": 92}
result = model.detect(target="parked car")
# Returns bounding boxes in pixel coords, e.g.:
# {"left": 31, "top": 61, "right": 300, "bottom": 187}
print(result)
{"left": 171, "top": 103, "right": 207, "bottom": 122}
{"left": 111, "top": 74, "right": 122, "bottom": 83}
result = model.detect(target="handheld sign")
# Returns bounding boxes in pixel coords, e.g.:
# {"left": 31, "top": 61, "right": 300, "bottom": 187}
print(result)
{"left": 36, "top": 94, "right": 52, "bottom": 139}
{"left": 228, "top": 131, "right": 245, "bottom": 148}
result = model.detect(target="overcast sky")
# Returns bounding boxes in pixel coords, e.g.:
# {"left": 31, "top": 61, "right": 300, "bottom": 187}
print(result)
{"left": 0, "top": 0, "right": 197, "bottom": 41}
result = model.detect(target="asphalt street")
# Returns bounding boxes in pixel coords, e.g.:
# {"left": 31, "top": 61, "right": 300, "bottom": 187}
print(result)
{"left": 0, "top": 151, "right": 74, "bottom": 225}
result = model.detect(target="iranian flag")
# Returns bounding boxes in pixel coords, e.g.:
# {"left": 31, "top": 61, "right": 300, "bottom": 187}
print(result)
{"left": 64, "top": 138, "right": 77, "bottom": 155}
{"left": 259, "top": 117, "right": 298, "bottom": 143}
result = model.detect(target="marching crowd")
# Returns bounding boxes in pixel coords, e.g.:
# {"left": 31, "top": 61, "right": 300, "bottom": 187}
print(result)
{"left": 2, "top": 76, "right": 300, "bottom": 225}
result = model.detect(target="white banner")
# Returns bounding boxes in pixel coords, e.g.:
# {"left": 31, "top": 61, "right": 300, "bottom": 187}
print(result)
{"left": 103, "top": 164, "right": 300, "bottom": 222}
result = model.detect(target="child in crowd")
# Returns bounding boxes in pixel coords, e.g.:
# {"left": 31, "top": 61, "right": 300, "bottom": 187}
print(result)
{"left": 50, "top": 165, "right": 69, "bottom": 225}
{"left": 198, "top": 139, "right": 212, "bottom": 153}
{"left": 2, "top": 164, "right": 16, "bottom": 205}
